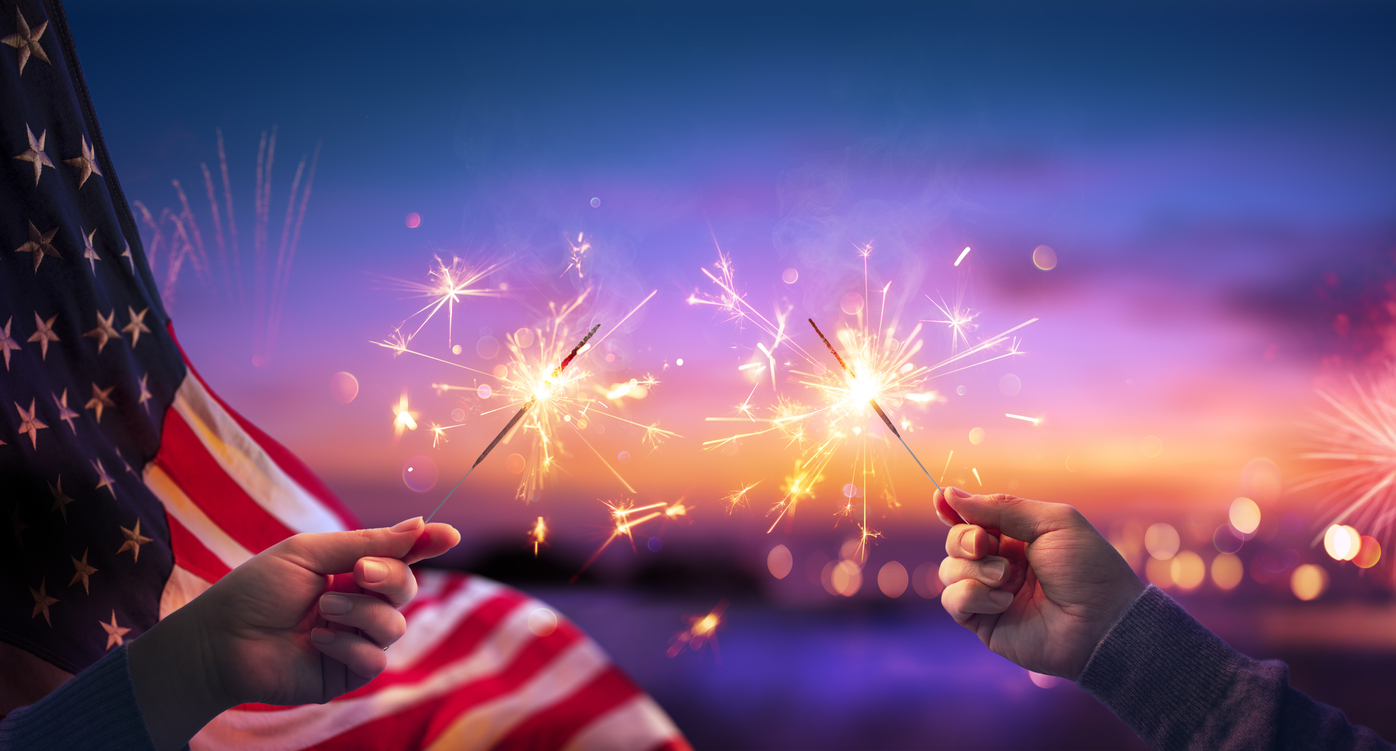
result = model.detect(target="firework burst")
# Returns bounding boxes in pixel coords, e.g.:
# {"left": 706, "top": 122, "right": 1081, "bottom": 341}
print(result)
{"left": 1297, "top": 368, "right": 1396, "bottom": 545}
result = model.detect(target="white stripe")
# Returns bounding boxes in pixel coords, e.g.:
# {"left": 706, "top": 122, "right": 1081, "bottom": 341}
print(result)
{"left": 144, "top": 464, "right": 254, "bottom": 570}
{"left": 172, "top": 375, "right": 346, "bottom": 534}
{"left": 191, "top": 594, "right": 575, "bottom": 750}
{"left": 158, "top": 565, "right": 212, "bottom": 619}
{"left": 389, "top": 574, "right": 503, "bottom": 671}
{"left": 562, "top": 694, "right": 685, "bottom": 751}
{"left": 425, "top": 639, "right": 611, "bottom": 750}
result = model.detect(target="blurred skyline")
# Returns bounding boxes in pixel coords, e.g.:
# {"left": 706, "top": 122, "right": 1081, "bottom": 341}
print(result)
{"left": 64, "top": 0, "right": 1396, "bottom": 566}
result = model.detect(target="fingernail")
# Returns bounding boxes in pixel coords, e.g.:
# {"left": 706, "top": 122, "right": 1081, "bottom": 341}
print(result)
{"left": 319, "top": 593, "right": 351, "bottom": 615}
{"left": 983, "top": 558, "right": 1006, "bottom": 582}
{"left": 948, "top": 486, "right": 971, "bottom": 499}
{"left": 362, "top": 560, "right": 388, "bottom": 583}
{"left": 311, "top": 628, "right": 336, "bottom": 645}
{"left": 989, "top": 589, "right": 1014, "bottom": 607}
{"left": 391, "top": 517, "right": 424, "bottom": 532}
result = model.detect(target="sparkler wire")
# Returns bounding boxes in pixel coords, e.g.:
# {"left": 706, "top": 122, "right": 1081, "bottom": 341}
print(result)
{"left": 808, "top": 318, "right": 942, "bottom": 491}
{"left": 425, "top": 323, "right": 602, "bottom": 522}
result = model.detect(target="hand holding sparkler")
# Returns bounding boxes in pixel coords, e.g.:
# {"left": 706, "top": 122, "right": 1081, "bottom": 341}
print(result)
{"left": 808, "top": 318, "right": 941, "bottom": 490}
{"left": 934, "top": 487, "right": 1141, "bottom": 681}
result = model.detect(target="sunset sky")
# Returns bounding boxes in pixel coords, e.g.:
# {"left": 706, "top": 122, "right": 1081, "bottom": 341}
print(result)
{"left": 67, "top": 0, "right": 1396, "bottom": 561}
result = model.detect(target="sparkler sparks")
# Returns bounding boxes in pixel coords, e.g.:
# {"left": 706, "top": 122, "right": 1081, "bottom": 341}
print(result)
{"left": 667, "top": 601, "right": 727, "bottom": 658}
{"left": 392, "top": 394, "right": 418, "bottom": 436}
{"left": 528, "top": 516, "right": 548, "bottom": 556}
{"left": 1005, "top": 413, "right": 1043, "bottom": 426}
{"left": 383, "top": 255, "right": 507, "bottom": 350}
{"left": 577, "top": 498, "right": 690, "bottom": 575}
{"left": 693, "top": 244, "right": 1035, "bottom": 545}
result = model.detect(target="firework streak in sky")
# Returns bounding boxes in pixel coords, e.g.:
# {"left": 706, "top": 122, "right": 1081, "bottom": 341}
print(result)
{"left": 691, "top": 245, "right": 1036, "bottom": 550}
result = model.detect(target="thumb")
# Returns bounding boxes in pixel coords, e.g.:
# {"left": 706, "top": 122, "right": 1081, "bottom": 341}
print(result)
{"left": 940, "top": 487, "right": 1075, "bottom": 543}
{"left": 279, "top": 517, "right": 429, "bottom": 575}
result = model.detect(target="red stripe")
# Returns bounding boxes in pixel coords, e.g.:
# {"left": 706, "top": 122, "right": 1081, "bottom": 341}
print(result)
{"left": 491, "top": 665, "right": 642, "bottom": 751}
{"left": 398, "top": 569, "right": 470, "bottom": 621}
{"left": 166, "top": 322, "right": 361, "bottom": 530}
{"left": 648, "top": 739, "right": 695, "bottom": 751}
{"left": 153, "top": 406, "right": 297, "bottom": 554}
{"left": 164, "top": 513, "right": 232, "bottom": 583}
{"left": 313, "top": 624, "right": 586, "bottom": 750}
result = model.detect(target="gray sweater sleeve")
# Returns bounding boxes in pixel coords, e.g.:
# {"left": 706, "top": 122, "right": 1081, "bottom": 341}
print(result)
{"left": 0, "top": 644, "right": 157, "bottom": 751}
{"left": 1078, "top": 585, "right": 1391, "bottom": 751}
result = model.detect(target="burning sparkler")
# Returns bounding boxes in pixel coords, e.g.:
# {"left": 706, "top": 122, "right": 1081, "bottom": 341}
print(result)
{"left": 692, "top": 244, "right": 1035, "bottom": 548}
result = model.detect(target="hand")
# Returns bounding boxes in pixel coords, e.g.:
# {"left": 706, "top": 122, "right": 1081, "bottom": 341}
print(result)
{"left": 935, "top": 487, "right": 1143, "bottom": 681}
{"left": 128, "top": 517, "right": 460, "bottom": 750}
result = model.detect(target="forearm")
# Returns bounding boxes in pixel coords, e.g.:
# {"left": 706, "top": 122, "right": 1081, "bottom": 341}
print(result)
{"left": 127, "top": 599, "right": 236, "bottom": 751}
{"left": 1079, "top": 586, "right": 1390, "bottom": 750}
{"left": 0, "top": 645, "right": 155, "bottom": 751}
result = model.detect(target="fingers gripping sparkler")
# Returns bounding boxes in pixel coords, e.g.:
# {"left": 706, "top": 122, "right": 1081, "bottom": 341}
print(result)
{"left": 425, "top": 323, "right": 601, "bottom": 522}
{"left": 808, "top": 318, "right": 941, "bottom": 491}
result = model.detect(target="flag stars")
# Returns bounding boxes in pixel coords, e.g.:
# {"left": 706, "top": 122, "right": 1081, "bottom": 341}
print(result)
{"left": 2, "top": 8, "right": 49, "bottom": 75}
{"left": 63, "top": 135, "right": 101, "bottom": 188}
{"left": 15, "top": 221, "right": 60, "bottom": 273}
{"left": 83, "top": 309, "right": 120, "bottom": 353}
{"left": 0, "top": 317, "right": 19, "bottom": 370}
{"left": 120, "top": 243, "right": 134, "bottom": 273}
{"left": 93, "top": 459, "right": 116, "bottom": 499}
{"left": 123, "top": 307, "right": 150, "bottom": 347}
{"left": 138, "top": 374, "right": 153, "bottom": 413}
{"left": 117, "top": 519, "right": 152, "bottom": 563}
{"left": 12, "top": 125, "right": 54, "bottom": 186}
{"left": 15, "top": 398, "right": 47, "bottom": 449}
{"left": 70, "top": 550, "right": 97, "bottom": 594}
{"left": 49, "top": 476, "right": 75, "bottom": 523}
{"left": 29, "top": 312, "right": 59, "bottom": 359}
{"left": 100, "top": 611, "right": 130, "bottom": 650}
{"left": 30, "top": 578, "right": 57, "bottom": 626}
{"left": 85, "top": 382, "right": 115, "bottom": 423}
{"left": 52, "top": 389, "right": 79, "bottom": 432}
{"left": 81, "top": 227, "right": 100, "bottom": 274}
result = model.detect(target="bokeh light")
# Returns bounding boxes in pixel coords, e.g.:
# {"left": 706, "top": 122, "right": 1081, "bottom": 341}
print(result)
{"left": 767, "top": 544, "right": 793, "bottom": 579}
{"left": 329, "top": 371, "right": 359, "bottom": 404}
{"left": 1031, "top": 245, "right": 1058, "bottom": 271}
{"left": 1290, "top": 564, "right": 1329, "bottom": 601}
{"left": 1323, "top": 524, "right": 1361, "bottom": 561}
{"left": 781, "top": 268, "right": 799, "bottom": 284}
{"left": 839, "top": 291, "right": 864, "bottom": 316}
{"left": 877, "top": 561, "right": 908, "bottom": 598}
{"left": 405, "top": 212, "right": 421, "bottom": 228}
{"left": 1229, "top": 497, "right": 1261, "bottom": 535}
{"left": 1145, "top": 522, "right": 1180, "bottom": 560}
{"left": 999, "top": 373, "right": 1022, "bottom": 396}
{"left": 477, "top": 384, "right": 492, "bottom": 399}
{"left": 1140, "top": 435, "right": 1163, "bottom": 458}
{"left": 1213, "top": 524, "right": 1244, "bottom": 554}
{"left": 829, "top": 560, "right": 863, "bottom": 597}
{"left": 402, "top": 455, "right": 438, "bottom": 492}
{"left": 589, "top": 197, "right": 601, "bottom": 208}
{"left": 969, "top": 427, "right": 985, "bottom": 445}
{"left": 527, "top": 607, "right": 558, "bottom": 636}
{"left": 912, "top": 561, "right": 944, "bottom": 599}
{"left": 476, "top": 335, "right": 500, "bottom": 359}
{"left": 1211, "top": 552, "right": 1244, "bottom": 590}
{"left": 1354, "top": 536, "right": 1382, "bottom": 569}
{"left": 1145, "top": 555, "right": 1173, "bottom": 587}
{"left": 504, "top": 453, "right": 526, "bottom": 474}
{"left": 1170, "top": 550, "right": 1205, "bottom": 590}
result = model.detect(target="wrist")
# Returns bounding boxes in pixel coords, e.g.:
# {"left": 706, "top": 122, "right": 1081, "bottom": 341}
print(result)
{"left": 128, "top": 598, "right": 238, "bottom": 750}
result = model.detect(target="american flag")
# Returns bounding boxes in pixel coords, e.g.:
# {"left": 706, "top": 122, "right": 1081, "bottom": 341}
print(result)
{"left": 0, "top": 2, "right": 689, "bottom": 748}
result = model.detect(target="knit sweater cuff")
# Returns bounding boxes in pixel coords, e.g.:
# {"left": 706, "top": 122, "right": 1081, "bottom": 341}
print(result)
{"left": 0, "top": 644, "right": 157, "bottom": 751}
{"left": 1078, "top": 585, "right": 1245, "bottom": 750}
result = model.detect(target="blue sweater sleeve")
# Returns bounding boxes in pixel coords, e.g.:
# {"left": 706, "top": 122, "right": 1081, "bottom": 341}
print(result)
{"left": 0, "top": 645, "right": 157, "bottom": 751}
{"left": 1078, "top": 585, "right": 1391, "bottom": 750}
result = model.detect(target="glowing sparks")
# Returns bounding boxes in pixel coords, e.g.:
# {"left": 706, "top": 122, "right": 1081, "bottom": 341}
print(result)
{"left": 694, "top": 242, "right": 1034, "bottom": 539}
{"left": 384, "top": 255, "right": 507, "bottom": 350}
{"left": 392, "top": 394, "right": 418, "bottom": 436}
{"left": 563, "top": 232, "right": 591, "bottom": 279}
{"left": 667, "top": 601, "right": 727, "bottom": 658}
{"left": 954, "top": 247, "right": 972, "bottom": 266}
{"left": 578, "top": 497, "right": 689, "bottom": 574}
{"left": 528, "top": 516, "right": 548, "bottom": 556}
{"left": 972, "top": 468, "right": 983, "bottom": 486}
{"left": 723, "top": 483, "right": 759, "bottom": 514}
{"left": 1005, "top": 413, "right": 1043, "bottom": 426}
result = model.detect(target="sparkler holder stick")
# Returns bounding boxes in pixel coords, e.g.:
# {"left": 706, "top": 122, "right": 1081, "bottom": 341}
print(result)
{"left": 808, "top": 318, "right": 942, "bottom": 491}
{"left": 425, "top": 323, "right": 602, "bottom": 522}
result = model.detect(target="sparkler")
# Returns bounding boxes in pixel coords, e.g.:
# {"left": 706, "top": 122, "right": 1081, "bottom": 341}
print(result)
{"left": 425, "top": 323, "right": 599, "bottom": 522}
{"left": 809, "top": 318, "right": 941, "bottom": 492}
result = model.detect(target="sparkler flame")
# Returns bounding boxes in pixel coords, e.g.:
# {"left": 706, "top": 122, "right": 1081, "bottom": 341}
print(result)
{"left": 667, "top": 600, "right": 727, "bottom": 658}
